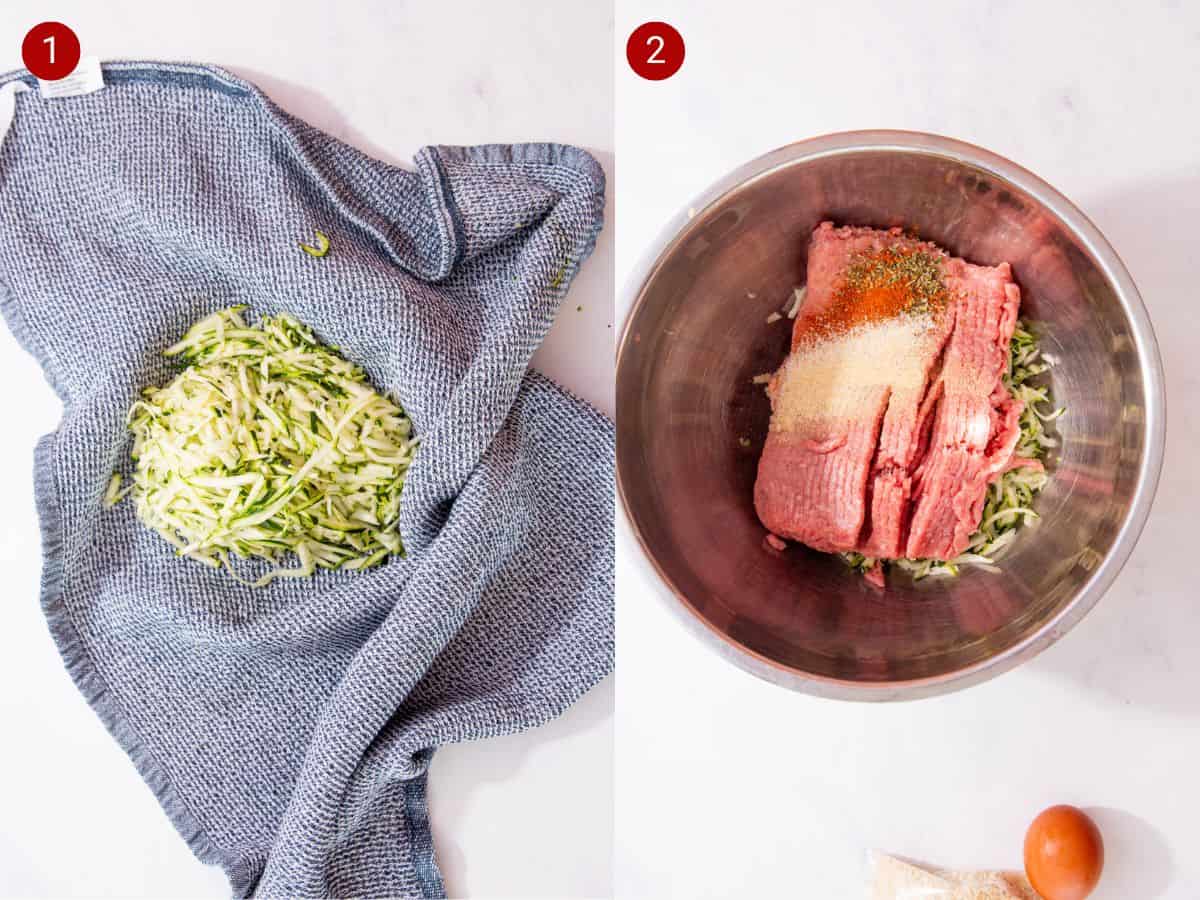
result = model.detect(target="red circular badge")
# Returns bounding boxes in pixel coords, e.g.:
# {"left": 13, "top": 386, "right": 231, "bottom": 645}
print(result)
{"left": 22, "top": 22, "right": 81, "bottom": 81}
{"left": 626, "top": 22, "right": 685, "bottom": 81}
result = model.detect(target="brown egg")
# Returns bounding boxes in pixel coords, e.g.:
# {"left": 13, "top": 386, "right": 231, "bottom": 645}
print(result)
{"left": 1024, "top": 805, "right": 1104, "bottom": 900}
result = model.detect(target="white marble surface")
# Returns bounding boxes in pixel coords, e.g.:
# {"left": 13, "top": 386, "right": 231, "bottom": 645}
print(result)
{"left": 615, "top": 1, "right": 1199, "bottom": 897}
{"left": 0, "top": 2, "right": 612, "bottom": 897}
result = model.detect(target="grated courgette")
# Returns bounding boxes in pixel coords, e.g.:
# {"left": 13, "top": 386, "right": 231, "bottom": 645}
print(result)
{"left": 112, "top": 306, "right": 417, "bottom": 586}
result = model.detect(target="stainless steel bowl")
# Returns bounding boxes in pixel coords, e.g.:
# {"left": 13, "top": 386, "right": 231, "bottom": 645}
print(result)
{"left": 616, "top": 131, "right": 1166, "bottom": 700}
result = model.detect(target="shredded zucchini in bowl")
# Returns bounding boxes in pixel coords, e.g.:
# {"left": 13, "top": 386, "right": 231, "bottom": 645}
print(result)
{"left": 843, "top": 320, "right": 1064, "bottom": 580}
{"left": 107, "top": 306, "right": 418, "bottom": 586}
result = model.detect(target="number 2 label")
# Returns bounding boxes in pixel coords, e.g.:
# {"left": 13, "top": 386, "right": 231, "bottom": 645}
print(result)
{"left": 627, "top": 22, "right": 685, "bottom": 81}
{"left": 645, "top": 34, "right": 666, "bottom": 65}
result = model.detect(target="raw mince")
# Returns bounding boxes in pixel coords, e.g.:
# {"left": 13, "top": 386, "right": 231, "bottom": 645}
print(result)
{"left": 842, "top": 320, "right": 1064, "bottom": 580}
{"left": 107, "top": 306, "right": 418, "bottom": 586}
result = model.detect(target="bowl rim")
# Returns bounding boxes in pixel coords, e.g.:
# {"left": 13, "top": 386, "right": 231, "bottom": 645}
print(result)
{"left": 615, "top": 129, "right": 1168, "bottom": 701}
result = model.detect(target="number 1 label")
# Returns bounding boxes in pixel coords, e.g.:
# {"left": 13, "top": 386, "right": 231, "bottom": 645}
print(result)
{"left": 21, "top": 22, "right": 80, "bottom": 81}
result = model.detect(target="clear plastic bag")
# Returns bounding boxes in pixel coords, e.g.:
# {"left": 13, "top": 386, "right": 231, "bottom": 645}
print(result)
{"left": 869, "top": 852, "right": 1039, "bottom": 899}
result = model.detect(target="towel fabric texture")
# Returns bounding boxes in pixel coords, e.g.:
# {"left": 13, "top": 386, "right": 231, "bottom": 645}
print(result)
{"left": 0, "top": 61, "right": 612, "bottom": 898}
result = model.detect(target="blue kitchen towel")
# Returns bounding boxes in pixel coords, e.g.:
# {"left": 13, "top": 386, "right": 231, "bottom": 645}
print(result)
{"left": 0, "top": 61, "right": 612, "bottom": 898}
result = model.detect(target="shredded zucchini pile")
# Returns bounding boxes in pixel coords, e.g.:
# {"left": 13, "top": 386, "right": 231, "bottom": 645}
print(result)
{"left": 843, "top": 320, "right": 1064, "bottom": 580}
{"left": 107, "top": 307, "right": 418, "bottom": 586}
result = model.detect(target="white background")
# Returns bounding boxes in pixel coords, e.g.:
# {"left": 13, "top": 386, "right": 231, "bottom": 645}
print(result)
{"left": 616, "top": 1, "right": 1199, "bottom": 898}
{"left": 0, "top": 2, "right": 613, "bottom": 898}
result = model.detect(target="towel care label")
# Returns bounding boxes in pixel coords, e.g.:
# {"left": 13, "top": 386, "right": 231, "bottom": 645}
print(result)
{"left": 38, "top": 56, "right": 105, "bottom": 99}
